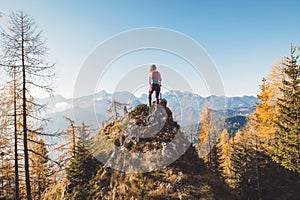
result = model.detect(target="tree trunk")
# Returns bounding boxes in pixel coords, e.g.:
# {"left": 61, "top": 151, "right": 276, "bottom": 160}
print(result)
{"left": 13, "top": 66, "right": 20, "bottom": 200}
{"left": 254, "top": 139, "right": 261, "bottom": 199}
{"left": 72, "top": 122, "right": 76, "bottom": 156}
{"left": 21, "top": 12, "right": 32, "bottom": 200}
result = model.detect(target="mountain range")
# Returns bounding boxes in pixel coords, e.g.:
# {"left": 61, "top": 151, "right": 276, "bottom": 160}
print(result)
{"left": 38, "top": 90, "right": 259, "bottom": 132}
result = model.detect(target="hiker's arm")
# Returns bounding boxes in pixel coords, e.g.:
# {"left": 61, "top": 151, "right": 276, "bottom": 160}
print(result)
{"left": 158, "top": 72, "right": 162, "bottom": 85}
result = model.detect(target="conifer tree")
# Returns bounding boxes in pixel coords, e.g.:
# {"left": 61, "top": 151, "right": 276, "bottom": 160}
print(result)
{"left": 0, "top": 11, "right": 55, "bottom": 199}
{"left": 237, "top": 124, "right": 265, "bottom": 199}
{"left": 0, "top": 82, "right": 22, "bottom": 199}
{"left": 197, "top": 104, "right": 215, "bottom": 166}
{"left": 66, "top": 138, "right": 100, "bottom": 199}
{"left": 252, "top": 64, "right": 283, "bottom": 147}
{"left": 30, "top": 139, "right": 52, "bottom": 200}
{"left": 272, "top": 46, "right": 300, "bottom": 173}
{"left": 224, "top": 128, "right": 259, "bottom": 198}
{"left": 254, "top": 78, "right": 277, "bottom": 138}
{"left": 0, "top": 126, "right": 13, "bottom": 199}
{"left": 54, "top": 117, "right": 82, "bottom": 176}
{"left": 226, "top": 131, "right": 244, "bottom": 190}
{"left": 217, "top": 129, "right": 233, "bottom": 182}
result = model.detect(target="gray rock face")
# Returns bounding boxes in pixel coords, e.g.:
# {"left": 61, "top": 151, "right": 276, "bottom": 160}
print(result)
{"left": 96, "top": 99, "right": 190, "bottom": 172}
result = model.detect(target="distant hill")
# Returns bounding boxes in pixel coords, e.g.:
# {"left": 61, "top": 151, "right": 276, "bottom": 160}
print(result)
{"left": 224, "top": 115, "right": 248, "bottom": 134}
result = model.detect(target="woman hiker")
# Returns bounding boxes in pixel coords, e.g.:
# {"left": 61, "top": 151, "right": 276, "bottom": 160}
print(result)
{"left": 148, "top": 64, "right": 162, "bottom": 106}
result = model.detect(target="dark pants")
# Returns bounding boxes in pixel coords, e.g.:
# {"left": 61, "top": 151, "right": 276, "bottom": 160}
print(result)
{"left": 148, "top": 83, "right": 160, "bottom": 106}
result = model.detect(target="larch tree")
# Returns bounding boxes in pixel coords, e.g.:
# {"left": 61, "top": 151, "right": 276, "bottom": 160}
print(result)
{"left": 196, "top": 103, "right": 213, "bottom": 163}
{"left": 196, "top": 102, "right": 223, "bottom": 173}
{"left": 0, "top": 149, "right": 15, "bottom": 199}
{"left": 0, "top": 31, "right": 23, "bottom": 198}
{"left": 217, "top": 129, "right": 233, "bottom": 182}
{"left": 54, "top": 117, "right": 80, "bottom": 175}
{"left": 267, "top": 64, "right": 284, "bottom": 104}
{"left": 0, "top": 94, "right": 15, "bottom": 199}
{"left": 0, "top": 11, "right": 55, "bottom": 200}
{"left": 30, "top": 139, "right": 52, "bottom": 200}
{"left": 252, "top": 64, "right": 283, "bottom": 148}
{"left": 254, "top": 79, "right": 277, "bottom": 140}
{"left": 0, "top": 80, "right": 22, "bottom": 199}
{"left": 0, "top": 101, "right": 13, "bottom": 199}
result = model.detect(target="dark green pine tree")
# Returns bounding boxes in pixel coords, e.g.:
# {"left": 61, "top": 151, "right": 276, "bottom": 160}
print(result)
{"left": 238, "top": 128, "right": 265, "bottom": 200}
{"left": 229, "top": 131, "right": 248, "bottom": 194}
{"left": 66, "top": 140, "right": 100, "bottom": 199}
{"left": 272, "top": 45, "right": 300, "bottom": 173}
{"left": 227, "top": 128, "right": 263, "bottom": 199}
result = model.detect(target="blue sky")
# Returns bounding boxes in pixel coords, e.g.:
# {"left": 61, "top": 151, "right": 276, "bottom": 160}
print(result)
{"left": 0, "top": 0, "right": 299, "bottom": 97}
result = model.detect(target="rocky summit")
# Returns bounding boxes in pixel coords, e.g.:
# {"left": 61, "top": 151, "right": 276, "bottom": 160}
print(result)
{"left": 87, "top": 99, "right": 233, "bottom": 199}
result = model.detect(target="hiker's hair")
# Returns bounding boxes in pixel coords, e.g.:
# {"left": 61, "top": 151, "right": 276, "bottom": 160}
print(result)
{"left": 150, "top": 64, "right": 157, "bottom": 70}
